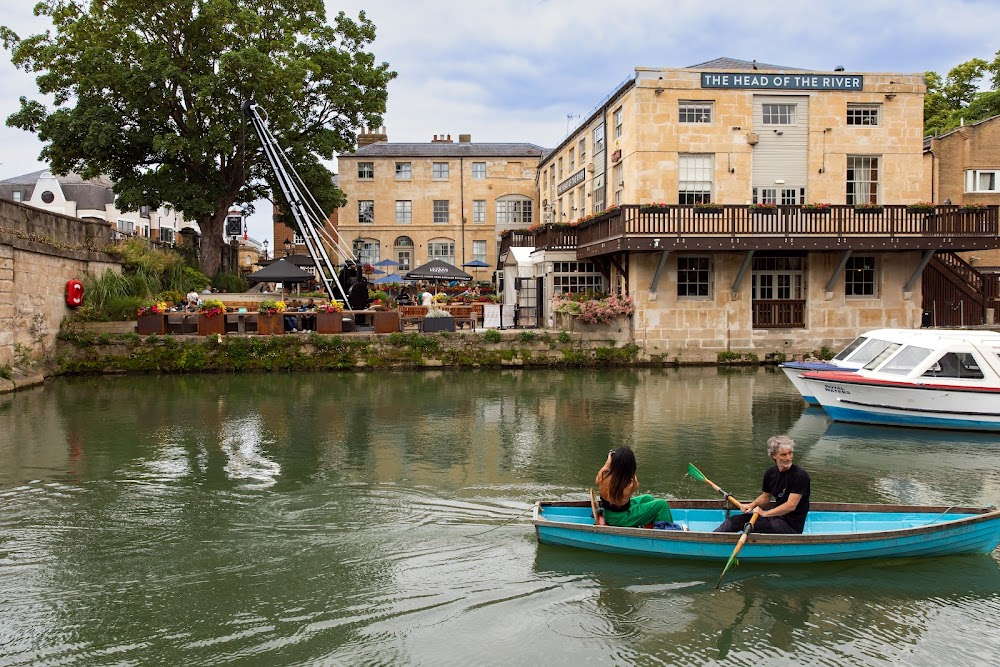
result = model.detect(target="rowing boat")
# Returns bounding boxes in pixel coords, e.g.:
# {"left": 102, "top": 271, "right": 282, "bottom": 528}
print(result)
{"left": 533, "top": 500, "right": 1000, "bottom": 562}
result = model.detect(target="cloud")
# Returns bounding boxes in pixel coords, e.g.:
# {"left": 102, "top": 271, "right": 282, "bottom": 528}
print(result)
{"left": 3, "top": 0, "right": 999, "bottom": 244}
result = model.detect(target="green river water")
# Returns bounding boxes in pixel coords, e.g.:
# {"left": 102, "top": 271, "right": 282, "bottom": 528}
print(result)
{"left": 2, "top": 367, "right": 1000, "bottom": 666}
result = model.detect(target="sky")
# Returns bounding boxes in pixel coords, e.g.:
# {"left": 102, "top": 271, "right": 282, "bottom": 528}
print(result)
{"left": 1, "top": 0, "right": 998, "bottom": 247}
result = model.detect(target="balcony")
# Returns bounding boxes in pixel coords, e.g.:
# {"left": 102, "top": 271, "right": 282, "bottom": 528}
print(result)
{"left": 568, "top": 204, "right": 1000, "bottom": 259}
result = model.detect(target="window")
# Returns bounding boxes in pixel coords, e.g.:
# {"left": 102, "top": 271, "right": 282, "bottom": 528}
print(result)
{"left": 428, "top": 240, "right": 455, "bottom": 265}
{"left": 41, "top": 191, "right": 55, "bottom": 204}
{"left": 579, "top": 138, "right": 586, "bottom": 164}
{"left": 593, "top": 124, "right": 605, "bottom": 152}
{"left": 614, "top": 106, "right": 623, "bottom": 138}
{"left": 117, "top": 219, "right": 134, "bottom": 235}
{"left": 558, "top": 157, "right": 563, "bottom": 179}
{"left": 433, "top": 200, "right": 449, "bottom": 223}
{"left": 677, "top": 257, "right": 711, "bottom": 297}
{"left": 358, "top": 200, "right": 374, "bottom": 224}
{"left": 12, "top": 191, "right": 22, "bottom": 202}
{"left": 678, "top": 154, "right": 714, "bottom": 204}
{"left": 395, "top": 200, "right": 412, "bottom": 224}
{"left": 568, "top": 148, "right": 575, "bottom": 171}
{"left": 473, "top": 200, "right": 486, "bottom": 223}
{"left": 358, "top": 162, "right": 374, "bottom": 179}
{"left": 752, "top": 257, "right": 803, "bottom": 300}
{"left": 847, "top": 155, "right": 880, "bottom": 205}
{"left": 568, "top": 190, "right": 575, "bottom": 215}
{"left": 432, "top": 162, "right": 449, "bottom": 179}
{"left": 293, "top": 233, "right": 304, "bottom": 245}
{"left": 965, "top": 170, "right": 1000, "bottom": 193}
{"left": 394, "top": 236, "right": 413, "bottom": 271}
{"left": 473, "top": 240, "right": 487, "bottom": 263}
{"left": 679, "top": 101, "right": 713, "bottom": 124}
{"left": 847, "top": 103, "right": 881, "bottom": 126}
{"left": 496, "top": 197, "right": 533, "bottom": 225}
{"left": 357, "top": 240, "right": 380, "bottom": 266}
{"left": 160, "top": 227, "right": 175, "bottom": 244}
{"left": 845, "top": 255, "right": 877, "bottom": 297}
{"left": 593, "top": 174, "right": 605, "bottom": 213}
{"left": 395, "top": 162, "right": 411, "bottom": 179}
{"left": 472, "top": 162, "right": 486, "bottom": 179}
{"left": 754, "top": 187, "right": 777, "bottom": 205}
{"left": 552, "top": 261, "right": 604, "bottom": 294}
{"left": 613, "top": 164, "right": 623, "bottom": 205}
{"left": 762, "top": 103, "right": 796, "bottom": 125}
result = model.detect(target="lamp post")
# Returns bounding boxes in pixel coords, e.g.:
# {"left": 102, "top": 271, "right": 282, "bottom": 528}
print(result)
{"left": 262, "top": 239, "right": 268, "bottom": 261}
{"left": 283, "top": 238, "right": 291, "bottom": 257}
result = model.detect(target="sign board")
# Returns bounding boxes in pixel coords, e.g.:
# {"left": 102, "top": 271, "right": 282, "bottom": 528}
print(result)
{"left": 701, "top": 72, "right": 863, "bottom": 91}
{"left": 482, "top": 303, "right": 501, "bottom": 329}
{"left": 557, "top": 168, "right": 586, "bottom": 195}
{"left": 501, "top": 305, "right": 516, "bottom": 328}
{"left": 225, "top": 215, "right": 242, "bottom": 237}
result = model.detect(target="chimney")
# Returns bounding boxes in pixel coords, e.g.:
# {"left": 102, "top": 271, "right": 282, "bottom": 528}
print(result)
{"left": 431, "top": 133, "right": 453, "bottom": 143}
{"left": 357, "top": 125, "right": 387, "bottom": 148}
{"left": 459, "top": 134, "right": 471, "bottom": 143}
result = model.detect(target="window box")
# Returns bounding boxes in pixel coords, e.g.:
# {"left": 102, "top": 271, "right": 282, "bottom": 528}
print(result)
{"left": 640, "top": 204, "right": 671, "bottom": 214}
{"left": 750, "top": 206, "right": 777, "bottom": 216}
{"left": 136, "top": 313, "right": 166, "bottom": 335}
{"left": 854, "top": 205, "right": 883, "bottom": 214}
{"left": 907, "top": 206, "right": 935, "bottom": 214}
{"left": 802, "top": 207, "right": 831, "bottom": 215}
{"left": 694, "top": 205, "right": 723, "bottom": 214}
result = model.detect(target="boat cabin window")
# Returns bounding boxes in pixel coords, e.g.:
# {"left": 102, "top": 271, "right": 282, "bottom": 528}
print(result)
{"left": 922, "top": 352, "right": 985, "bottom": 379}
{"left": 863, "top": 343, "right": 901, "bottom": 371}
{"left": 844, "top": 338, "right": 896, "bottom": 365}
{"left": 874, "top": 345, "right": 933, "bottom": 375}
{"left": 833, "top": 336, "right": 867, "bottom": 361}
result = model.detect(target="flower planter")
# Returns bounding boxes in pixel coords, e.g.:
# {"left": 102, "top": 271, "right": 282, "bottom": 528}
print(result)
{"left": 694, "top": 207, "right": 723, "bottom": 215}
{"left": 421, "top": 316, "right": 455, "bottom": 333}
{"left": 257, "top": 312, "right": 284, "bottom": 336}
{"left": 136, "top": 313, "right": 166, "bottom": 335}
{"left": 640, "top": 206, "right": 670, "bottom": 214}
{"left": 750, "top": 208, "right": 777, "bottom": 216}
{"left": 854, "top": 207, "right": 883, "bottom": 215}
{"left": 907, "top": 208, "right": 935, "bottom": 215}
{"left": 197, "top": 313, "right": 226, "bottom": 336}
{"left": 316, "top": 311, "right": 345, "bottom": 334}
{"left": 373, "top": 310, "right": 400, "bottom": 334}
{"left": 802, "top": 208, "right": 831, "bottom": 215}
{"left": 554, "top": 312, "right": 632, "bottom": 341}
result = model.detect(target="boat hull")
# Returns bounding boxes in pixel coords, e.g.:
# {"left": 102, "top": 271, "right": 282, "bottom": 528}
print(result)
{"left": 780, "top": 361, "right": 843, "bottom": 405}
{"left": 533, "top": 500, "right": 1000, "bottom": 563}
{"left": 803, "top": 373, "right": 1000, "bottom": 431}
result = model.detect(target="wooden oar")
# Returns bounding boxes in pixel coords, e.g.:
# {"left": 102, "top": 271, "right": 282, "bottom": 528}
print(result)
{"left": 716, "top": 512, "right": 759, "bottom": 589}
{"left": 687, "top": 463, "right": 743, "bottom": 511}
{"left": 589, "top": 488, "right": 606, "bottom": 526}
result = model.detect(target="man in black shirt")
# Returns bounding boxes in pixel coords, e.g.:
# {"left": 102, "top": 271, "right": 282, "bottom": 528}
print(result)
{"left": 714, "top": 435, "right": 810, "bottom": 534}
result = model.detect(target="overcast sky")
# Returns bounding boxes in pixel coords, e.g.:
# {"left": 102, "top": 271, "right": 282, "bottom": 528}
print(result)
{"left": 2, "top": 0, "right": 998, "bottom": 246}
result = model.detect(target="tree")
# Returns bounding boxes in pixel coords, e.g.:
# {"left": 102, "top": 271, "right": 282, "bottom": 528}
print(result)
{"left": 923, "top": 52, "right": 1000, "bottom": 136}
{"left": 2, "top": 0, "right": 395, "bottom": 277}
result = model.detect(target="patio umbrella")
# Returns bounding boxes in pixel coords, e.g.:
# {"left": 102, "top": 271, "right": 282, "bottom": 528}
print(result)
{"left": 374, "top": 258, "right": 400, "bottom": 268}
{"left": 372, "top": 272, "right": 406, "bottom": 284}
{"left": 259, "top": 253, "right": 316, "bottom": 267}
{"left": 461, "top": 259, "right": 490, "bottom": 268}
{"left": 245, "top": 258, "right": 313, "bottom": 284}
{"left": 404, "top": 259, "right": 472, "bottom": 282}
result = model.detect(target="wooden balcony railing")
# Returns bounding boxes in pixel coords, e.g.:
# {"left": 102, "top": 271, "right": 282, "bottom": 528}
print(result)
{"left": 752, "top": 299, "right": 806, "bottom": 329}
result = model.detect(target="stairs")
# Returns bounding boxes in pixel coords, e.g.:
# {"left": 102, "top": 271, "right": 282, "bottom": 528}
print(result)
{"left": 923, "top": 252, "right": 989, "bottom": 326}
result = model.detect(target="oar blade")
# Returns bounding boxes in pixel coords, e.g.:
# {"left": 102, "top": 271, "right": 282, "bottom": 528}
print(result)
{"left": 687, "top": 463, "right": 707, "bottom": 482}
{"left": 716, "top": 514, "right": 759, "bottom": 589}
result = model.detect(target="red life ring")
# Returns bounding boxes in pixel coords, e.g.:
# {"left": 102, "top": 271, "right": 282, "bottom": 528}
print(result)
{"left": 66, "top": 279, "right": 84, "bottom": 307}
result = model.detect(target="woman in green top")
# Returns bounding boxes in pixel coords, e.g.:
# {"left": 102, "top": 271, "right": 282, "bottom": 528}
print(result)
{"left": 595, "top": 446, "right": 673, "bottom": 527}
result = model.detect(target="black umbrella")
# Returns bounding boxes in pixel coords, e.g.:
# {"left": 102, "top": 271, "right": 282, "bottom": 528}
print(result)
{"left": 405, "top": 259, "right": 472, "bottom": 281}
{"left": 259, "top": 253, "right": 316, "bottom": 267}
{"left": 245, "top": 259, "right": 314, "bottom": 283}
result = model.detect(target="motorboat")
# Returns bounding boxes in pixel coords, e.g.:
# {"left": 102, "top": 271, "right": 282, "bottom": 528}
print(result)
{"left": 533, "top": 499, "right": 1000, "bottom": 562}
{"left": 780, "top": 329, "right": 912, "bottom": 405}
{"left": 800, "top": 329, "right": 1000, "bottom": 431}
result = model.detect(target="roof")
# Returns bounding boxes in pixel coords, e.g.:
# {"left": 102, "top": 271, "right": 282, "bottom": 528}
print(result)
{"left": 344, "top": 142, "right": 547, "bottom": 159}
{"left": 687, "top": 57, "right": 804, "bottom": 71}
{"left": 925, "top": 113, "right": 1000, "bottom": 149}
{"left": 0, "top": 169, "right": 115, "bottom": 209}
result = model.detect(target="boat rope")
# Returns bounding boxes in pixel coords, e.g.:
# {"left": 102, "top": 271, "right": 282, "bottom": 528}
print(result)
{"left": 919, "top": 506, "right": 956, "bottom": 526}
{"left": 465, "top": 505, "right": 535, "bottom": 538}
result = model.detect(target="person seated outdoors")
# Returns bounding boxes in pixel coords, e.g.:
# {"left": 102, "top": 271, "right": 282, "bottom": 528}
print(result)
{"left": 300, "top": 298, "right": 317, "bottom": 331}
{"left": 595, "top": 446, "right": 673, "bottom": 527}
{"left": 714, "top": 435, "right": 810, "bottom": 535}
{"left": 420, "top": 289, "right": 433, "bottom": 307}
{"left": 398, "top": 291, "right": 412, "bottom": 305}
{"left": 284, "top": 299, "right": 300, "bottom": 332}
{"left": 186, "top": 289, "right": 199, "bottom": 307}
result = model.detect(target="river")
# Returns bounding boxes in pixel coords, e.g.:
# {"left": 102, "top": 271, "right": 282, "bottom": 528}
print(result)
{"left": 1, "top": 368, "right": 999, "bottom": 666}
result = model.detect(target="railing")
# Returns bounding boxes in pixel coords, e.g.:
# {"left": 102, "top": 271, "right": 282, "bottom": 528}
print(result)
{"left": 575, "top": 204, "right": 1000, "bottom": 248}
{"left": 752, "top": 299, "right": 806, "bottom": 329}
{"left": 933, "top": 251, "right": 983, "bottom": 292}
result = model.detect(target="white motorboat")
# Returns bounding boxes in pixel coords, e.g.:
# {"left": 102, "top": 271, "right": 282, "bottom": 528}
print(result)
{"left": 800, "top": 329, "right": 1000, "bottom": 431}
{"left": 780, "top": 329, "right": 912, "bottom": 405}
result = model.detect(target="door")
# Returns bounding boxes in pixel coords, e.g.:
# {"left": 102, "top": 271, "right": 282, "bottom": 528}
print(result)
{"left": 514, "top": 277, "right": 543, "bottom": 328}
{"left": 752, "top": 95, "right": 809, "bottom": 205}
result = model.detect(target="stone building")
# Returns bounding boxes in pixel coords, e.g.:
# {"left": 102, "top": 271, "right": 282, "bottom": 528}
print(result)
{"left": 924, "top": 114, "right": 1000, "bottom": 269}
{"left": 336, "top": 131, "right": 544, "bottom": 273}
{"left": 525, "top": 58, "right": 998, "bottom": 356}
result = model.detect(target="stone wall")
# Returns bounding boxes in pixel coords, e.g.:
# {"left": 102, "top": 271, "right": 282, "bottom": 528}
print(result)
{"left": 0, "top": 201, "right": 120, "bottom": 367}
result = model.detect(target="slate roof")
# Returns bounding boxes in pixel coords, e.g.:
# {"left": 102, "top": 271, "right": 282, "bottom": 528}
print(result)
{"left": 345, "top": 142, "right": 547, "bottom": 159}
{"left": 0, "top": 169, "right": 116, "bottom": 209}
{"left": 688, "top": 57, "right": 804, "bottom": 71}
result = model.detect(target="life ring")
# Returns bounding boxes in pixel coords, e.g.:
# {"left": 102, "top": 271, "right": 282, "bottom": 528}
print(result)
{"left": 66, "top": 279, "right": 84, "bottom": 307}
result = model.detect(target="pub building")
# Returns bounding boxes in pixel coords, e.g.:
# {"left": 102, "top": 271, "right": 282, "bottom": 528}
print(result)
{"left": 525, "top": 57, "right": 999, "bottom": 360}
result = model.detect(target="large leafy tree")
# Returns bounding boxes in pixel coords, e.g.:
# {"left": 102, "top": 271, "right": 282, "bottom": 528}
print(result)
{"left": 2, "top": 0, "right": 395, "bottom": 276}
{"left": 924, "top": 52, "right": 1000, "bottom": 137}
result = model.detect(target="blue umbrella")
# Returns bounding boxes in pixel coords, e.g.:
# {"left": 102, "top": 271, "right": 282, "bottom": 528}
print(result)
{"left": 462, "top": 259, "right": 490, "bottom": 268}
{"left": 375, "top": 258, "right": 400, "bottom": 268}
{"left": 373, "top": 272, "right": 405, "bottom": 284}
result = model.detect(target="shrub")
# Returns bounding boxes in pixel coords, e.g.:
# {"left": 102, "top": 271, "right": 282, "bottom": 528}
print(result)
{"left": 212, "top": 272, "right": 246, "bottom": 293}
{"left": 483, "top": 329, "right": 502, "bottom": 343}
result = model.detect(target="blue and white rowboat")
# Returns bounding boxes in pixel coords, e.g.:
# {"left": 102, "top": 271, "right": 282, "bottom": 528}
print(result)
{"left": 533, "top": 500, "right": 1000, "bottom": 563}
